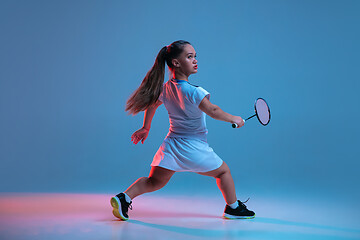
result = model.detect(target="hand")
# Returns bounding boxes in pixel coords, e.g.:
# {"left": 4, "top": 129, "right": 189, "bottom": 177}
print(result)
{"left": 232, "top": 116, "right": 245, "bottom": 128}
{"left": 131, "top": 127, "right": 150, "bottom": 144}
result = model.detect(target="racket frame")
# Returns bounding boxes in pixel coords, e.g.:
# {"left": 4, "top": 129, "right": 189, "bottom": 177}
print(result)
{"left": 231, "top": 97, "right": 271, "bottom": 128}
{"left": 255, "top": 97, "right": 271, "bottom": 126}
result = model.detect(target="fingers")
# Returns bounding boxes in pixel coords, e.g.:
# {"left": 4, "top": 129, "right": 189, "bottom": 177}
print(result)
{"left": 236, "top": 122, "right": 244, "bottom": 128}
{"left": 140, "top": 136, "right": 148, "bottom": 144}
{"left": 131, "top": 132, "right": 140, "bottom": 142}
{"left": 131, "top": 135, "right": 137, "bottom": 143}
{"left": 131, "top": 135, "right": 144, "bottom": 145}
{"left": 133, "top": 137, "right": 140, "bottom": 144}
{"left": 131, "top": 129, "right": 148, "bottom": 144}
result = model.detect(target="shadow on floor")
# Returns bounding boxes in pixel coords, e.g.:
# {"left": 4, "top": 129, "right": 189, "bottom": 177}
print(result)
{"left": 102, "top": 215, "right": 360, "bottom": 240}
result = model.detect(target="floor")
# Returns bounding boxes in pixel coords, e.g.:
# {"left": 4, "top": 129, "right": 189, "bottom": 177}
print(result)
{"left": 0, "top": 192, "right": 359, "bottom": 240}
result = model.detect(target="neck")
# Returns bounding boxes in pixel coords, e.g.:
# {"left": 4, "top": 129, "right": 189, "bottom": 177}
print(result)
{"left": 171, "top": 72, "right": 189, "bottom": 81}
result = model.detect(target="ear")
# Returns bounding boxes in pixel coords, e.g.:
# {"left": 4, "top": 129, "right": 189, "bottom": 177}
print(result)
{"left": 172, "top": 59, "right": 180, "bottom": 68}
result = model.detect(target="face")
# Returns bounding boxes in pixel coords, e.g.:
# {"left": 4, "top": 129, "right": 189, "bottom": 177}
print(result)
{"left": 172, "top": 44, "right": 198, "bottom": 76}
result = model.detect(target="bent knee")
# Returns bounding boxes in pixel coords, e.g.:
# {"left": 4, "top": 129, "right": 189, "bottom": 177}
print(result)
{"left": 196, "top": 162, "right": 231, "bottom": 178}
{"left": 148, "top": 176, "right": 168, "bottom": 190}
{"left": 215, "top": 169, "right": 230, "bottom": 178}
{"left": 215, "top": 164, "right": 231, "bottom": 178}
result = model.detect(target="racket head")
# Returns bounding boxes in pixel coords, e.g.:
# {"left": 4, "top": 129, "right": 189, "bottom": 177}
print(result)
{"left": 254, "top": 98, "right": 271, "bottom": 126}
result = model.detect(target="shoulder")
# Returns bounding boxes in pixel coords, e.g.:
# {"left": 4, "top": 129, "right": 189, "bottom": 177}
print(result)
{"left": 187, "top": 82, "right": 199, "bottom": 88}
{"left": 185, "top": 82, "right": 204, "bottom": 94}
{"left": 178, "top": 81, "right": 197, "bottom": 92}
{"left": 186, "top": 82, "right": 208, "bottom": 95}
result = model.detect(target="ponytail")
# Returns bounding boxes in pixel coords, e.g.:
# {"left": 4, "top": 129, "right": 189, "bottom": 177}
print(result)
{"left": 125, "top": 46, "right": 167, "bottom": 115}
{"left": 125, "top": 40, "right": 191, "bottom": 115}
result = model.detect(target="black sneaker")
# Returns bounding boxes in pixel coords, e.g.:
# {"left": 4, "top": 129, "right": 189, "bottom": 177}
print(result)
{"left": 223, "top": 198, "right": 255, "bottom": 219}
{"left": 110, "top": 193, "right": 133, "bottom": 221}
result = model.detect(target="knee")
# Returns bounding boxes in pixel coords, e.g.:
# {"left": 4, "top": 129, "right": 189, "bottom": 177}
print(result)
{"left": 215, "top": 167, "right": 230, "bottom": 179}
{"left": 148, "top": 177, "right": 166, "bottom": 191}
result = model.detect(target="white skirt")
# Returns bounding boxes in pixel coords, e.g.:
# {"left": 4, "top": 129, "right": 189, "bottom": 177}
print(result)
{"left": 151, "top": 137, "right": 223, "bottom": 172}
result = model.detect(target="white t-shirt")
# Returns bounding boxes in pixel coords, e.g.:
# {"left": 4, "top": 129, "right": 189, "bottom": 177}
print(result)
{"left": 158, "top": 78, "right": 210, "bottom": 141}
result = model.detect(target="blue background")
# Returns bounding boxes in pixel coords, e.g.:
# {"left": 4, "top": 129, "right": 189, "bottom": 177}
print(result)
{"left": 1, "top": 0, "right": 359, "bottom": 204}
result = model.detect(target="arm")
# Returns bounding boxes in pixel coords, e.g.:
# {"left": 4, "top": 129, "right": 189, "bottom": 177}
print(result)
{"left": 142, "top": 100, "right": 162, "bottom": 130}
{"left": 199, "top": 97, "right": 244, "bottom": 128}
{"left": 131, "top": 100, "right": 163, "bottom": 145}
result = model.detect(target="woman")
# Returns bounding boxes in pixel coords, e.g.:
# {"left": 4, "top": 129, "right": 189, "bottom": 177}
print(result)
{"left": 110, "top": 40, "right": 255, "bottom": 220}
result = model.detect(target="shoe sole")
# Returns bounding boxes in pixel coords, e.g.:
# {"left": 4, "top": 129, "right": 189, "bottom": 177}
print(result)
{"left": 110, "top": 196, "right": 128, "bottom": 221}
{"left": 223, "top": 213, "right": 256, "bottom": 219}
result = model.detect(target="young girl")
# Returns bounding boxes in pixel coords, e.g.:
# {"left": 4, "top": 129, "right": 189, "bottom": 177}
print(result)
{"left": 110, "top": 40, "right": 255, "bottom": 220}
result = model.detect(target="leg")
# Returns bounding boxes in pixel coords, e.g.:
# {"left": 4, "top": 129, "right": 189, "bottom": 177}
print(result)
{"left": 196, "top": 161, "right": 237, "bottom": 205}
{"left": 124, "top": 166, "right": 175, "bottom": 199}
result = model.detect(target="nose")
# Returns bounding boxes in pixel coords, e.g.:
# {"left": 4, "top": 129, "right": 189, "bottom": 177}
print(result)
{"left": 194, "top": 58, "right": 197, "bottom": 64}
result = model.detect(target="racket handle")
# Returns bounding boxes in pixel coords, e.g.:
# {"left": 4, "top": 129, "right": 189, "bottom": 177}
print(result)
{"left": 232, "top": 119, "right": 245, "bottom": 128}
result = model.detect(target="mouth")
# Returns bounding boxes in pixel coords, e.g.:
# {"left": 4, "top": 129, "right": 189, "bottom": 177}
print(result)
{"left": 194, "top": 65, "right": 198, "bottom": 69}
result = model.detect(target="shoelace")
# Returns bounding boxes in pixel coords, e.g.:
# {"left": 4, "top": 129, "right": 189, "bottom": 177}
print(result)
{"left": 240, "top": 197, "right": 250, "bottom": 209}
{"left": 117, "top": 194, "right": 133, "bottom": 210}
{"left": 125, "top": 201, "right": 133, "bottom": 210}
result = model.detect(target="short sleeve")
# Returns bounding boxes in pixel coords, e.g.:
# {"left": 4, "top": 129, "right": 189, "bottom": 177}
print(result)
{"left": 192, "top": 87, "right": 210, "bottom": 106}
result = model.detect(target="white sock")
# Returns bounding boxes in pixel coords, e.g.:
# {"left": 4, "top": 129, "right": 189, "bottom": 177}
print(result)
{"left": 229, "top": 200, "right": 239, "bottom": 209}
{"left": 123, "top": 192, "right": 132, "bottom": 203}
